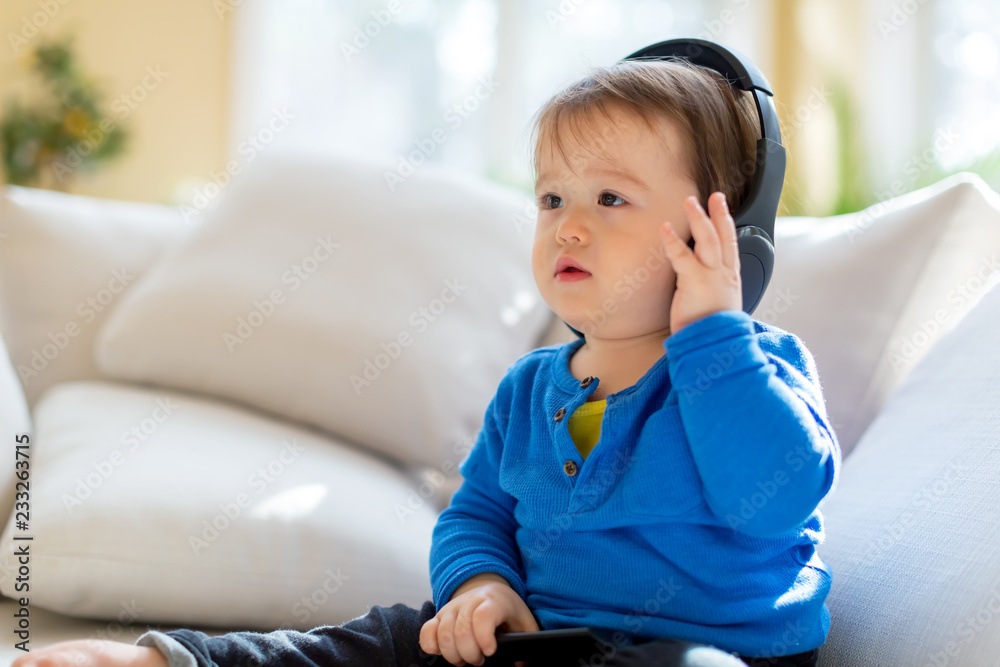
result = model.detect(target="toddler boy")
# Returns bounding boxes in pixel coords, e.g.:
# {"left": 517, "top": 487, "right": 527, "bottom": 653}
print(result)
{"left": 12, "top": 56, "right": 839, "bottom": 667}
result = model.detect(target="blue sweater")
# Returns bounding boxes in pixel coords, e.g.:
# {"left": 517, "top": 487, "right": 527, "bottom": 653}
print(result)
{"left": 430, "top": 309, "right": 841, "bottom": 657}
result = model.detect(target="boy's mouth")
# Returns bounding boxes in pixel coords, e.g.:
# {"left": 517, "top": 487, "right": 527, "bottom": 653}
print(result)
{"left": 554, "top": 255, "right": 591, "bottom": 278}
{"left": 556, "top": 268, "right": 591, "bottom": 282}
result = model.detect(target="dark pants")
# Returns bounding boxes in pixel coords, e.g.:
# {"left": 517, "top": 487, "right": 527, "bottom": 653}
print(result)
{"left": 163, "top": 601, "right": 820, "bottom": 667}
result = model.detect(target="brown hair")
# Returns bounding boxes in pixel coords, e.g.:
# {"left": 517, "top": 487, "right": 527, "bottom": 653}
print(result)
{"left": 527, "top": 58, "right": 761, "bottom": 213}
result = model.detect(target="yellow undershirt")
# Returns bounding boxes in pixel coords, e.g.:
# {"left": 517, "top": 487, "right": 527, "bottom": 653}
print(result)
{"left": 567, "top": 398, "right": 607, "bottom": 459}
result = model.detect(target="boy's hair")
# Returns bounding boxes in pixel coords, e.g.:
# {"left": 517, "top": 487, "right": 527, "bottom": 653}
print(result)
{"left": 528, "top": 58, "right": 761, "bottom": 214}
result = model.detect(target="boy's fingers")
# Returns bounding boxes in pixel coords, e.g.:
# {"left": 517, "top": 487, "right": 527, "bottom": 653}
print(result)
{"left": 436, "top": 611, "right": 464, "bottom": 666}
{"left": 472, "top": 601, "right": 500, "bottom": 656}
{"left": 661, "top": 223, "right": 695, "bottom": 273}
{"left": 453, "top": 603, "right": 485, "bottom": 666}
{"left": 687, "top": 195, "right": 721, "bottom": 268}
{"left": 419, "top": 618, "right": 439, "bottom": 654}
{"left": 711, "top": 192, "right": 739, "bottom": 271}
{"left": 513, "top": 603, "right": 540, "bottom": 633}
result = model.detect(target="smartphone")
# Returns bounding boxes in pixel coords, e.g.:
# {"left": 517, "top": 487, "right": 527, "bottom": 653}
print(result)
{"left": 483, "top": 626, "right": 622, "bottom": 667}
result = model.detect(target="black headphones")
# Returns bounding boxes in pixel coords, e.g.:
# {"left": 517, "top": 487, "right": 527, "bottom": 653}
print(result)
{"left": 563, "top": 37, "right": 786, "bottom": 339}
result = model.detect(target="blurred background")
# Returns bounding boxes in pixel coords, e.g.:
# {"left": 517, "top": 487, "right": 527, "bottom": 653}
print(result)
{"left": 0, "top": 0, "right": 998, "bottom": 217}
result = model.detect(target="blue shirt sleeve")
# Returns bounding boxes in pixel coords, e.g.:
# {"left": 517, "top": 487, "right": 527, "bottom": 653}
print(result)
{"left": 429, "top": 384, "right": 528, "bottom": 610}
{"left": 665, "top": 310, "right": 841, "bottom": 538}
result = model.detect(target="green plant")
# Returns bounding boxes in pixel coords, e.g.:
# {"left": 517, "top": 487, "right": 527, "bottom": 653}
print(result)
{"left": 826, "top": 73, "right": 1000, "bottom": 215}
{"left": 828, "top": 75, "right": 874, "bottom": 216}
{"left": 1, "top": 34, "right": 128, "bottom": 190}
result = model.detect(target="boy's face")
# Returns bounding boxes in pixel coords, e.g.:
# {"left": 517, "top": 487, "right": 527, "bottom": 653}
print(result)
{"left": 532, "top": 105, "right": 700, "bottom": 341}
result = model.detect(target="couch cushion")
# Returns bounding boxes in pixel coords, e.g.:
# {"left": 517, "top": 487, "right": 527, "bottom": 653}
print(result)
{"left": 0, "top": 380, "right": 438, "bottom": 629}
{"left": 94, "top": 150, "right": 551, "bottom": 469}
{"left": 756, "top": 172, "right": 1000, "bottom": 458}
{"left": 0, "top": 185, "right": 193, "bottom": 407}
{"left": 815, "top": 277, "right": 1000, "bottom": 664}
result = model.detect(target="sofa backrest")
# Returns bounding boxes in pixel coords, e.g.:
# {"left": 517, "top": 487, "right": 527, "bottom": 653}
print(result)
{"left": 816, "top": 273, "right": 1000, "bottom": 665}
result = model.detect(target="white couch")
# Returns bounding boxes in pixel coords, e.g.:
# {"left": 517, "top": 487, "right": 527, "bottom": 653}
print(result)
{"left": 1, "top": 150, "right": 999, "bottom": 666}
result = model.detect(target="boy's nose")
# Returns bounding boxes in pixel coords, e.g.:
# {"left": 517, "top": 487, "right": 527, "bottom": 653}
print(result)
{"left": 556, "top": 212, "right": 590, "bottom": 244}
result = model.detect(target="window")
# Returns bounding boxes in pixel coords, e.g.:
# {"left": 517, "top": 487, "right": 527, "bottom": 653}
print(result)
{"left": 928, "top": 0, "right": 1000, "bottom": 187}
{"left": 228, "top": 0, "right": 762, "bottom": 196}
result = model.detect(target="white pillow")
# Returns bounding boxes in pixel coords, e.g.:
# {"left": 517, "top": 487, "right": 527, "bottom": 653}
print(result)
{"left": 756, "top": 173, "right": 1000, "bottom": 459}
{"left": 0, "top": 380, "right": 438, "bottom": 629}
{"left": 94, "top": 150, "right": 550, "bottom": 469}
{"left": 0, "top": 185, "right": 194, "bottom": 407}
{"left": 815, "top": 277, "right": 1000, "bottom": 665}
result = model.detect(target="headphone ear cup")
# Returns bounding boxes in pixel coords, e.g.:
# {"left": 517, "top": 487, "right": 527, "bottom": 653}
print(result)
{"left": 674, "top": 230, "right": 773, "bottom": 315}
{"left": 735, "top": 226, "right": 774, "bottom": 315}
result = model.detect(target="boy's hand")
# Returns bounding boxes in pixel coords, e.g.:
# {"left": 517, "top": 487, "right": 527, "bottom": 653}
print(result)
{"left": 660, "top": 192, "right": 743, "bottom": 336}
{"left": 10, "top": 638, "right": 168, "bottom": 667}
{"left": 420, "top": 573, "right": 539, "bottom": 667}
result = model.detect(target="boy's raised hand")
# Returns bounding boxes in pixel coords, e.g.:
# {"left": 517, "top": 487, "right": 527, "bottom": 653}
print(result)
{"left": 420, "top": 573, "right": 539, "bottom": 667}
{"left": 660, "top": 192, "right": 744, "bottom": 336}
{"left": 10, "top": 638, "right": 168, "bottom": 667}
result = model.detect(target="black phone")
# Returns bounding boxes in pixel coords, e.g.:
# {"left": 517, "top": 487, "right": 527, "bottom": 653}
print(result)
{"left": 483, "top": 626, "right": 623, "bottom": 667}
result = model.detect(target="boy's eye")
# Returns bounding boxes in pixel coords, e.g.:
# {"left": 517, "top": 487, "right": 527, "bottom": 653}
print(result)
{"left": 536, "top": 192, "right": 625, "bottom": 209}
{"left": 599, "top": 192, "right": 625, "bottom": 207}
{"left": 537, "top": 193, "right": 562, "bottom": 209}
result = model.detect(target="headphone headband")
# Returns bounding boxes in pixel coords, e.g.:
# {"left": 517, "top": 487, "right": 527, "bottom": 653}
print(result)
{"left": 619, "top": 38, "right": 785, "bottom": 246}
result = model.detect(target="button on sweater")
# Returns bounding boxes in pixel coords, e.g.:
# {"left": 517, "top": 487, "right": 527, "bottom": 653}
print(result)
{"left": 429, "top": 309, "right": 841, "bottom": 657}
